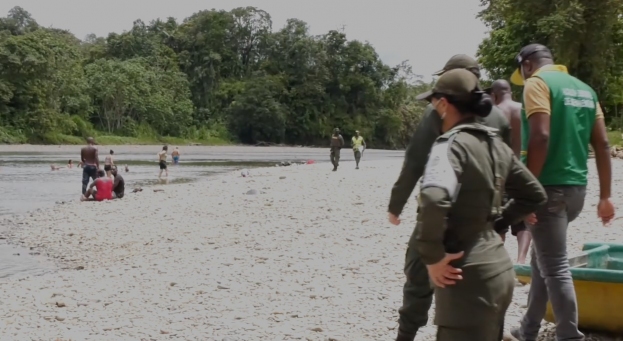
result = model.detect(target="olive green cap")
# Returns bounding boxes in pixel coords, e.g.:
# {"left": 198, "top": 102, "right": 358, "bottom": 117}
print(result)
{"left": 416, "top": 69, "right": 483, "bottom": 101}
{"left": 433, "top": 54, "right": 481, "bottom": 77}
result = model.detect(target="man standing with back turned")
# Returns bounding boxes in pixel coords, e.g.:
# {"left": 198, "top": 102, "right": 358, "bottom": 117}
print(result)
{"left": 80, "top": 137, "right": 99, "bottom": 195}
{"left": 388, "top": 54, "right": 513, "bottom": 341}
{"left": 509, "top": 44, "right": 615, "bottom": 341}
{"left": 487, "top": 79, "right": 532, "bottom": 264}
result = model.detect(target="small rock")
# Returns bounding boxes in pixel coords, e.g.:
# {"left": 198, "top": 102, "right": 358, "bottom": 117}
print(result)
{"left": 75, "top": 266, "right": 85, "bottom": 270}
{"left": 217, "top": 285, "right": 230, "bottom": 290}
{"left": 279, "top": 176, "right": 286, "bottom": 179}
{"left": 246, "top": 189, "right": 258, "bottom": 195}
{"left": 160, "top": 330, "right": 169, "bottom": 334}
{"left": 170, "top": 282, "right": 177, "bottom": 287}
{"left": 311, "top": 327, "right": 323, "bottom": 332}
{"left": 55, "top": 316, "right": 65, "bottom": 321}
{"left": 56, "top": 302, "right": 66, "bottom": 308}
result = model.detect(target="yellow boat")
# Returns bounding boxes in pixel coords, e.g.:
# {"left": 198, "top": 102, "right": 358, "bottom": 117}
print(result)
{"left": 514, "top": 243, "right": 623, "bottom": 334}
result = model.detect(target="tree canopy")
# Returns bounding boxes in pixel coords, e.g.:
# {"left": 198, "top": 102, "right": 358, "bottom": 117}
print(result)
{"left": 477, "top": 0, "right": 623, "bottom": 128}
{"left": 0, "top": 6, "right": 431, "bottom": 147}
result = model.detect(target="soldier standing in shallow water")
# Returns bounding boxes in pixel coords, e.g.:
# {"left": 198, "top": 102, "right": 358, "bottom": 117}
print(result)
{"left": 330, "top": 128, "right": 344, "bottom": 171}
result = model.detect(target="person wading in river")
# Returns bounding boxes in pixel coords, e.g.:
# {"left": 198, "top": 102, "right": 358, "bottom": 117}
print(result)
{"left": 158, "top": 146, "right": 169, "bottom": 178}
{"left": 80, "top": 137, "right": 99, "bottom": 195}
{"left": 171, "top": 147, "right": 180, "bottom": 165}
{"left": 486, "top": 79, "right": 531, "bottom": 264}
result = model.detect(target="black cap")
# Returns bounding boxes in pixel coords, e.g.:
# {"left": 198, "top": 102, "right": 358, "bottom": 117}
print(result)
{"left": 511, "top": 44, "right": 553, "bottom": 85}
{"left": 515, "top": 44, "right": 552, "bottom": 65}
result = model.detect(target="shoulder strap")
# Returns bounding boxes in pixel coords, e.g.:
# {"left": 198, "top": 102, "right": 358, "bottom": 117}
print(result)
{"left": 443, "top": 123, "right": 503, "bottom": 216}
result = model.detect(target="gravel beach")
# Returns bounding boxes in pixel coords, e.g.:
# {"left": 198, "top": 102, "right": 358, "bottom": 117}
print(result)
{"left": 0, "top": 158, "right": 622, "bottom": 341}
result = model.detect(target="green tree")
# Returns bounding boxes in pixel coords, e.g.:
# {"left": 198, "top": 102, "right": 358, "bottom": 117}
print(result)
{"left": 477, "top": 0, "right": 623, "bottom": 117}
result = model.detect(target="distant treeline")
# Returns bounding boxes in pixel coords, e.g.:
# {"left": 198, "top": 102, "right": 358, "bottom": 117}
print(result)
{"left": 0, "top": 6, "right": 432, "bottom": 147}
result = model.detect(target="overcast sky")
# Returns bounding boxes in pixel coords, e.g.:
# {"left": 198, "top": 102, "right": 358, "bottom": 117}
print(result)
{"left": 1, "top": 0, "right": 489, "bottom": 79}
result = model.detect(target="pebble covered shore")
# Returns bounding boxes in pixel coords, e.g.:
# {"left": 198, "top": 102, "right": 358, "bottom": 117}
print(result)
{"left": 0, "top": 158, "right": 622, "bottom": 340}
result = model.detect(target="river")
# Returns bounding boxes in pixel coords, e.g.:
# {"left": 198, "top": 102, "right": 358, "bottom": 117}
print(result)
{"left": 0, "top": 144, "right": 404, "bottom": 278}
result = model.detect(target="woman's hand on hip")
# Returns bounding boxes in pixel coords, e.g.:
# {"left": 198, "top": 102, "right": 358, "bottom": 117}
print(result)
{"left": 426, "top": 252, "right": 464, "bottom": 288}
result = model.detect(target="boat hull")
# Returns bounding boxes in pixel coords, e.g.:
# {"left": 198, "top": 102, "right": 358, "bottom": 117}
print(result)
{"left": 514, "top": 243, "right": 623, "bottom": 333}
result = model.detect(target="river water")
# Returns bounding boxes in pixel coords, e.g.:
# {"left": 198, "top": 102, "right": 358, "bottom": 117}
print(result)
{"left": 0, "top": 145, "right": 404, "bottom": 278}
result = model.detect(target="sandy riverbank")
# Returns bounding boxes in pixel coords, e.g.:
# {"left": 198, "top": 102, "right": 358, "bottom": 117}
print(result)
{"left": 0, "top": 159, "right": 622, "bottom": 340}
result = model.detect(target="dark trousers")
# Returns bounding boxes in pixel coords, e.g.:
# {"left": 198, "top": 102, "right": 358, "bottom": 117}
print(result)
{"left": 82, "top": 165, "right": 97, "bottom": 194}
{"left": 354, "top": 150, "right": 361, "bottom": 166}
{"left": 330, "top": 148, "right": 341, "bottom": 168}
{"left": 398, "top": 246, "right": 506, "bottom": 341}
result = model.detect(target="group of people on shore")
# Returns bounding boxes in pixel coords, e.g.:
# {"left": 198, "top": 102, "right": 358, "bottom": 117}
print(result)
{"left": 79, "top": 138, "right": 125, "bottom": 202}
{"left": 77, "top": 139, "right": 182, "bottom": 201}
{"left": 387, "top": 44, "right": 615, "bottom": 341}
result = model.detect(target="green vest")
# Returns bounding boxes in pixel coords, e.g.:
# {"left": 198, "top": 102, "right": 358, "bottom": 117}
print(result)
{"left": 520, "top": 70, "right": 598, "bottom": 186}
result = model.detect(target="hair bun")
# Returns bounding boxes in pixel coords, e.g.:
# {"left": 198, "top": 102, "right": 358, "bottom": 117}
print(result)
{"left": 473, "top": 93, "right": 493, "bottom": 117}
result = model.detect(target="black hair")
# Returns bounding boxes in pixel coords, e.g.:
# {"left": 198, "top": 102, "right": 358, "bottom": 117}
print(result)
{"left": 68, "top": 160, "right": 72, "bottom": 164}
{"left": 97, "top": 169, "right": 106, "bottom": 177}
{"left": 433, "top": 91, "right": 493, "bottom": 118}
{"left": 110, "top": 150, "right": 114, "bottom": 154}
{"left": 163, "top": 145, "right": 168, "bottom": 151}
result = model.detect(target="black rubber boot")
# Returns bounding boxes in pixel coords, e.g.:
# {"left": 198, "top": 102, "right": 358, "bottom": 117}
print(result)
{"left": 395, "top": 330, "right": 415, "bottom": 341}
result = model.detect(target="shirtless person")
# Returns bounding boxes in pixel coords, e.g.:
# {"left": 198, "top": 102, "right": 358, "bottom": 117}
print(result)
{"left": 488, "top": 79, "right": 531, "bottom": 264}
{"left": 158, "top": 146, "right": 168, "bottom": 178}
{"left": 80, "top": 137, "right": 99, "bottom": 195}
{"left": 171, "top": 147, "right": 180, "bottom": 165}
{"left": 104, "top": 150, "right": 114, "bottom": 173}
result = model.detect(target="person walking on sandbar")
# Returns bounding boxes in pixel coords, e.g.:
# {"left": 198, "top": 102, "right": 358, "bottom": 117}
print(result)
{"left": 80, "top": 137, "right": 99, "bottom": 195}
{"left": 158, "top": 145, "right": 169, "bottom": 179}
{"left": 352, "top": 130, "right": 366, "bottom": 169}
{"left": 330, "top": 128, "right": 344, "bottom": 171}
{"left": 509, "top": 43, "right": 615, "bottom": 341}
{"left": 487, "top": 79, "right": 531, "bottom": 264}
{"left": 387, "top": 54, "right": 514, "bottom": 341}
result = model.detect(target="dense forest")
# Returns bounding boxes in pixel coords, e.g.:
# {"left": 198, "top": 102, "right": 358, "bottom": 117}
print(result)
{"left": 0, "top": 6, "right": 431, "bottom": 147}
{"left": 477, "top": 0, "right": 623, "bottom": 133}
{"left": 1, "top": 3, "right": 623, "bottom": 147}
